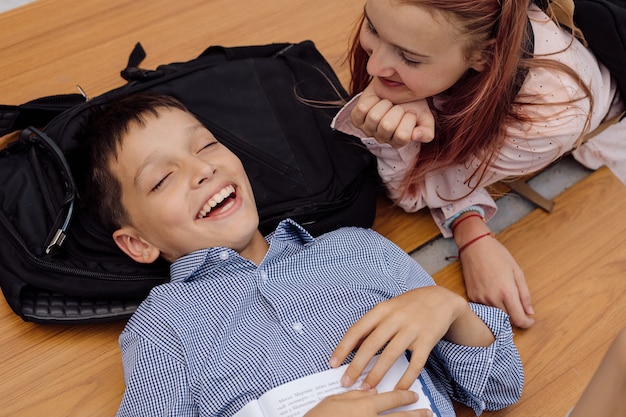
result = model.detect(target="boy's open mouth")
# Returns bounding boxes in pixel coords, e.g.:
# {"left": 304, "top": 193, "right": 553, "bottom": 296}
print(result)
{"left": 196, "top": 185, "right": 236, "bottom": 219}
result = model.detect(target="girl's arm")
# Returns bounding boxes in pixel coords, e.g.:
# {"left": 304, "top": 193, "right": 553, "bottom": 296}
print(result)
{"left": 451, "top": 211, "right": 535, "bottom": 329}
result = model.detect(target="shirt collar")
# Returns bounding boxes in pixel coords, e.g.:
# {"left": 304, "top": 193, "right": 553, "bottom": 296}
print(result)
{"left": 169, "top": 219, "right": 315, "bottom": 283}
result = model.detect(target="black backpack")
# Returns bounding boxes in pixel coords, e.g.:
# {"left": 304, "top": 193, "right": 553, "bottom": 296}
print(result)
{"left": 534, "top": 0, "right": 626, "bottom": 99}
{"left": 572, "top": 0, "right": 626, "bottom": 99}
{"left": 0, "top": 41, "right": 378, "bottom": 324}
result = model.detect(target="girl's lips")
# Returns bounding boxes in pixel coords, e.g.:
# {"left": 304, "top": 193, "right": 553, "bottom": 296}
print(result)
{"left": 377, "top": 76, "right": 404, "bottom": 88}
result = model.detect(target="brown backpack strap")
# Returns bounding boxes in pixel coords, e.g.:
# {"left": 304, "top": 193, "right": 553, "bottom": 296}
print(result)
{"left": 581, "top": 110, "right": 626, "bottom": 144}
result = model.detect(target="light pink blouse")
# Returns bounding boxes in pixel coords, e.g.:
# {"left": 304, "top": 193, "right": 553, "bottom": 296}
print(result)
{"left": 332, "top": 4, "right": 620, "bottom": 237}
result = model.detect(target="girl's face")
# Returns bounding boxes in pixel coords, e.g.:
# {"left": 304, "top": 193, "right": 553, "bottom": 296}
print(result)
{"left": 360, "top": 0, "right": 485, "bottom": 103}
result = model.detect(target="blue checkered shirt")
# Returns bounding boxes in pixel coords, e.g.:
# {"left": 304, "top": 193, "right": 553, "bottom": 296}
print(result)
{"left": 116, "top": 220, "right": 523, "bottom": 417}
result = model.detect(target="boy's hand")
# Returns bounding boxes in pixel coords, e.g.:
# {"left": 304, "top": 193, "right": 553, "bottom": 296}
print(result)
{"left": 351, "top": 83, "right": 435, "bottom": 148}
{"left": 329, "top": 286, "right": 471, "bottom": 390}
{"left": 303, "top": 389, "right": 433, "bottom": 417}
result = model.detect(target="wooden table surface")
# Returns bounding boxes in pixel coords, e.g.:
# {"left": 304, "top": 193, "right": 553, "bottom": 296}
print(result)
{"left": 1, "top": 1, "right": 624, "bottom": 416}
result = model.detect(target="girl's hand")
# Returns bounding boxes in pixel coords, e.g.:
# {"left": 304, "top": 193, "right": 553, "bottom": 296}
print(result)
{"left": 452, "top": 213, "right": 535, "bottom": 329}
{"left": 351, "top": 83, "right": 435, "bottom": 148}
{"left": 303, "top": 389, "right": 433, "bottom": 417}
{"left": 460, "top": 236, "right": 535, "bottom": 329}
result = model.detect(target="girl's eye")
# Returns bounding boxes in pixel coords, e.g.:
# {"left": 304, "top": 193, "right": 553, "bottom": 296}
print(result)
{"left": 364, "top": 20, "right": 377, "bottom": 36}
{"left": 363, "top": 18, "right": 419, "bottom": 67}
{"left": 401, "top": 55, "right": 421, "bottom": 67}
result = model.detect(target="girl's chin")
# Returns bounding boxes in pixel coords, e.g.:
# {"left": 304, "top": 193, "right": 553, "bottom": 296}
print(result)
{"left": 372, "top": 81, "right": 421, "bottom": 104}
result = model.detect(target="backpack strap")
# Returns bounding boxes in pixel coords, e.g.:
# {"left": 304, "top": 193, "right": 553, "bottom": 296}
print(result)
{"left": 0, "top": 94, "right": 86, "bottom": 137}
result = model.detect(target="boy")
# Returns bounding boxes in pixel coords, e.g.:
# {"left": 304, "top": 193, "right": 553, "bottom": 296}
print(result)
{"left": 79, "top": 92, "right": 523, "bottom": 417}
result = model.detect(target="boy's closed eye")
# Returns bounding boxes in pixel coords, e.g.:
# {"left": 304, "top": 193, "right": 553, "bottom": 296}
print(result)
{"left": 151, "top": 172, "right": 171, "bottom": 192}
{"left": 197, "top": 140, "right": 218, "bottom": 154}
{"left": 150, "top": 139, "right": 218, "bottom": 192}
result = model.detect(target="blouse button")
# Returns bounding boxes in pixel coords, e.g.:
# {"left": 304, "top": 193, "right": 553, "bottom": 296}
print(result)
{"left": 219, "top": 251, "right": 229, "bottom": 260}
{"left": 292, "top": 322, "right": 303, "bottom": 332}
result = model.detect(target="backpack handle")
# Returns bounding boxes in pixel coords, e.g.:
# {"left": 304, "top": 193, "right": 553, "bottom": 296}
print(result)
{"left": 0, "top": 94, "right": 86, "bottom": 137}
{"left": 20, "top": 126, "right": 78, "bottom": 254}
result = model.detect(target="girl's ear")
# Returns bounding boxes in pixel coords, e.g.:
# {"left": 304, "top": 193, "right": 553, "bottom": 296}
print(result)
{"left": 468, "top": 50, "right": 487, "bottom": 72}
{"left": 112, "top": 227, "right": 161, "bottom": 264}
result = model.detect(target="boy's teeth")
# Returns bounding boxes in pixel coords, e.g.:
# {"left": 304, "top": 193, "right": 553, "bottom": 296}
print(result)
{"left": 197, "top": 185, "right": 235, "bottom": 218}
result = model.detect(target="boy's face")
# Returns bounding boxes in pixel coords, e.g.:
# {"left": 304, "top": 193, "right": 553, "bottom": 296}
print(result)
{"left": 110, "top": 107, "right": 261, "bottom": 263}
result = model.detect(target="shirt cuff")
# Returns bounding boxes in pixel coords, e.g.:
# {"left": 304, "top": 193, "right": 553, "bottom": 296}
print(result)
{"left": 331, "top": 93, "right": 364, "bottom": 138}
{"left": 430, "top": 188, "right": 498, "bottom": 238}
{"left": 441, "top": 205, "right": 486, "bottom": 232}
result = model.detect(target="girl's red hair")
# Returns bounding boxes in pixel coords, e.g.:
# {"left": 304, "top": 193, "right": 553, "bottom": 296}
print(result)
{"left": 348, "top": 0, "right": 591, "bottom": 199}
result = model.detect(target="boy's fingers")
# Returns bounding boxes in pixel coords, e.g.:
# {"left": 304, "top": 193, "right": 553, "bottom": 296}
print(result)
{"left": 395, "top": 350, "right": 428, "bottom": 390}
{"left": 330, "top": 315, "right": 379, "bottom": 368}
{"left": 361, "top": 335, "right": 414, "bottom": 388}
{"left": 369, "top": 390, "right": 419, "bottom": 413}
{"left": 341, "top": 328, "right": 391, "bottom": 386}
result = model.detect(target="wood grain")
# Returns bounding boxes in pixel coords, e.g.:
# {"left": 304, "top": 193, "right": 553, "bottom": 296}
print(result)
{"left": 436, "top": 167, "right": 626, "bottom": 417}
{"left": 0, "top": 1, "right": 624, "bottom": 416}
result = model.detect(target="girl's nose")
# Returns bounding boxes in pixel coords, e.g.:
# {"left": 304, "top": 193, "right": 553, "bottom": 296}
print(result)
{"left": 366, "top": 44, "right": 396, "bottom": 78}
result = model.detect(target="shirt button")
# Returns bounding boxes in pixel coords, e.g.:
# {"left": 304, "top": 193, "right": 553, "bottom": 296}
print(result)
{"left": 260, "top": 271, "right": 268, "bottom": 282}
{"left": 219, "top": 251, "right": 229, "bottom": 260}
{"left": 292, "top": 322, "right": 303, "bottom": 332}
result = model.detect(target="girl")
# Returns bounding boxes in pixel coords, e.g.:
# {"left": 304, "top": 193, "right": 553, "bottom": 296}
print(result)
{"left": 332, "top": 0, "right": 625, "bottom": 328}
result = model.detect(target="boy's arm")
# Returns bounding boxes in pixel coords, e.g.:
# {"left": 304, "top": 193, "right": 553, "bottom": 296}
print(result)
{"left": 331, "top": 289, "right": 522, "bottom": 414}
{"left": 116, "top": 331, "right": 195, "bottom": 417}
{"left": 330, "top": 285, "right": 495, "bottom": 390}
{"left": 429, "top": 303, "right": 523, "bottom": 413}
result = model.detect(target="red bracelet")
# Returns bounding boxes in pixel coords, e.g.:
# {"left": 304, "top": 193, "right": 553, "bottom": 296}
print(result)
{"left": 445, "top": 231, "right": 495, "bottom": 261}
{"left": 450, "top": 213, "right": 484, "bottom": 234}
{"left": 458, "top": 232, "right": 495, "bottom": 254}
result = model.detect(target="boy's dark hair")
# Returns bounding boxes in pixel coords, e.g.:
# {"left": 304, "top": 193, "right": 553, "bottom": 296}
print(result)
{"left": 76, "top": 92, "right": 188, "bottom": 232}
